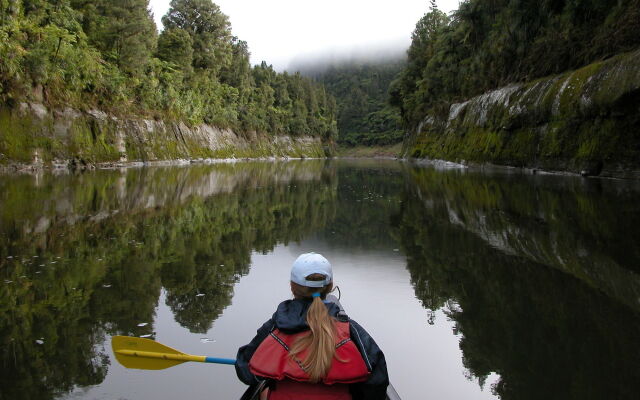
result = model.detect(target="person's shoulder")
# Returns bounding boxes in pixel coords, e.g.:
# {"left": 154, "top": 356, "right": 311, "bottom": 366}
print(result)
{"left": 347, "top": 317, "right": 364, "bottom": 328}
{"left": 275, "top": 298, "right": 303, "bottom": 313}
{"left": 347, "top": 319, "right": 376, "bottom": 343}
{"left": 274, "top": 299, "right": 313, "bottom": 331}
{"left": 324, "top": 301, "right": 346, "bottom": 320}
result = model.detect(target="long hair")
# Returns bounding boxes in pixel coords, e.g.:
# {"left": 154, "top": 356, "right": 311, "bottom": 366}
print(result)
{"left": 289, "top": 274, "right": 337, "bottom": 383}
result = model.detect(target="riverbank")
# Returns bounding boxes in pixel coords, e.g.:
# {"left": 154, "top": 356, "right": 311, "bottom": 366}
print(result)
{"left": 0, "top": 154, "right": 324, "bottom": 174}
{"left": 0, "top": 103, "right": 329, "bottom": 172}
{"left": 336, "top": 143, "right": 402, "bottom": 158}
{"left": 403, "top": 49, "right": 640, "bottom": 179}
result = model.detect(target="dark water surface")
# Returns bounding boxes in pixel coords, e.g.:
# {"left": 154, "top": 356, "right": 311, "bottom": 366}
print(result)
{"left": 1, "top": 160, "right": 638, "bottom": 400}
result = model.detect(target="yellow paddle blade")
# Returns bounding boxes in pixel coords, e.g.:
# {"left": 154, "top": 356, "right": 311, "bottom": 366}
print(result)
{"left": 111, "top": 336, "right": 205, "bottom": 370}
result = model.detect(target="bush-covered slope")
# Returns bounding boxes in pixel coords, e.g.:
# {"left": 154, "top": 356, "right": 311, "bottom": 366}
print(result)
{"left": 301, "top": 60, "right": 405, "bottom": 147}
{"left": 392, "top": 0, "right": 640, "bottom": 176}
{"left": 0, "top": 1, "right": 337, "bottom": 142}
{"left": 392, "top": 0, "right": 640, "bottom": 128}
{"left": 404, "top": 50, "right": 640, "bottom": 178}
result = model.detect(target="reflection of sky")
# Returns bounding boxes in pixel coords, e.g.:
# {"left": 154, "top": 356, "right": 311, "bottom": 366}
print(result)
{"left": 66, "top": 244, "right": 498, "bottom": 400}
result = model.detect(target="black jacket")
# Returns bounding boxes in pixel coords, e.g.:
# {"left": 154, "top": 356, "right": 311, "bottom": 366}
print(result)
{"left": 235, "top": 299, "right": 389, "bottom": 400}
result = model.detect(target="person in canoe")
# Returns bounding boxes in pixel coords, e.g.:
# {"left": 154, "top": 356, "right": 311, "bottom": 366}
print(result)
{"left": 235, "top": 252, "right": 389, "bottom": 400}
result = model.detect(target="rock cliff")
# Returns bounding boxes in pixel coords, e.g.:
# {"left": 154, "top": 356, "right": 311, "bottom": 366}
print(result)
{"left": 404, "top": 49, "right": 640, "bottom": 179}
{"left": 0, "top": 104, "right": 329, "bottom": 169}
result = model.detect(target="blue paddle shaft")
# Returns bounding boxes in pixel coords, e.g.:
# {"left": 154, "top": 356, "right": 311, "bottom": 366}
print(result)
{"left": 205, "top": 357, "right": 236, "bottom": 365}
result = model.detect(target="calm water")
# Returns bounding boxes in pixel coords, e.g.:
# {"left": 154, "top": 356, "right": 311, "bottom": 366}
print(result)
{"left": 1, "top": 160, "right": 639, "bottom": 400}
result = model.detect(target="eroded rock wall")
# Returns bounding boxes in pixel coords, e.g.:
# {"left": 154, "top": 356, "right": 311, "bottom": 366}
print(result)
{"left": 405, "top": 49, "right": 640, "bottom": 178}
{"left": 0, "top": 103, "right": 328, "bottom": 169}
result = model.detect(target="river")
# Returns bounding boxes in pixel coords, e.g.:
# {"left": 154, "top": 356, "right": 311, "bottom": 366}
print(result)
{"left": 1, "top": 159, "right": 638, "bottom": 400}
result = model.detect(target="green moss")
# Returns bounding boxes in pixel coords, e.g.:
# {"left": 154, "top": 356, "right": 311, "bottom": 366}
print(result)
{"left": 591, "top": 50, "right": 640, "bottom": 106}
{"left": 499, "top": 129, "right": 539, "bottom": 166}
{"left": 66, "top": 119, "right": 121, "bottom": 162}
{"left": 0, "top": 108, "right": 129, "bottom": 165}
{"left": 1, "top": 105, "right": 332, "bottom": 165}
{"left": 537, "top": 77, "right": 565, "bottom": 117}
{"left": 152, "top": 138, "right": 181, "bottom": 160}
{"left": 557, "top": 62, "right": 604, "bottom": 118}
{"left": 0, "top": 109, "right": 33, "bottom": 163}
{"left": 574, "top": 119, "right": 621, "bottom": 161}
{"left": 576, "top": 136, "right": 600, "bottom": 159}
{"left": 124, "top": 134, "right": 145, "bottom": 161}
{"left": 539, "top": 122, "right": 565, "bottom": 158}
{"left": 336, "top": 143, "right": 402, "bottom": 157}
{"left": 480, "top": 130, "right": 504, "bottom": 158}
{"left": 406, "top": 50, "right": 640, "bottom": 176}
{"left": 0, "top": 109, "right": 61, "bottom": 163}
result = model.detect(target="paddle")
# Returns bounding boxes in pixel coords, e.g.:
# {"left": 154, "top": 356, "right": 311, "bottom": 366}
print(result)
{"left": 111, "top": 335, "right": 236, "bottom": 370}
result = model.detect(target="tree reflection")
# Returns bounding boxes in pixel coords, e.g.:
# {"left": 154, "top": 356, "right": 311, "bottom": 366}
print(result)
{"left": 3, "top": 160, "right": 639, "bottom": 400}
{"left": 396, "top": 165, "right": 640, "bottom": 399}
{"left": 0, "top": 161, "right": 335, "bottom": 399}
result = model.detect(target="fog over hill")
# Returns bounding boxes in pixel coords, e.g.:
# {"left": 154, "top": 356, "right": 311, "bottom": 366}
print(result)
{"left": 289, "top": 41, "right": 407, "bottom": 148}
{"left": 287, "top": 40, "right": 408, "bottom": 76}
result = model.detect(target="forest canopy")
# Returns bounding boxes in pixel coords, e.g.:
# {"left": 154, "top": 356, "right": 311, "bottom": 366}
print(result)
{"left": 0, "top": 0, "right": 337, "bottom": 140}
{"left": 391, "top": 0, "right": 640, "bottom": 127}
{"left": 304, "top": 60, "right": 405, "bottom": 147}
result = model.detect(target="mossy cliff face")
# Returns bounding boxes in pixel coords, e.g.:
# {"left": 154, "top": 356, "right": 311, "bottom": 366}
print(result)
{"left": 0, "top": 104, "right": 327, "bottom": 168}
{"left": 404, "top": 50, "right": 640, "bottom": 178}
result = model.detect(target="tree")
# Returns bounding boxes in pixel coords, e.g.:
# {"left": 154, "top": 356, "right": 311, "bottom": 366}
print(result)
{"left": 156, "top": 28, "right": 193, "bottom": 74}
{"left": 0, "top": 0, "right": 20, "bottom": 26}
{"left": 389, "top": 6, "right": 449, "bottom": 125}
{"left": 219, "top": 36, "right": 251, "bottom": 88}
{"left": 161, "top": 0, "right": 233, "bottom": 74}
{"left": 310, "top": 60, "right": 406, "bottom": 146}
{"left": 71, "top": 0, "right": 157, "bottom": 75}
{"left": 392, "top": 0, "right": 640, "bottom": 129}
{"left": 0, "top": 0, "right": 338, "bottom": 142}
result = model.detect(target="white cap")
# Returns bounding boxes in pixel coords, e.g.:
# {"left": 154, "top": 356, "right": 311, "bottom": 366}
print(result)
{"left": 291, "top": 253, "right": 332, "bottom": 288}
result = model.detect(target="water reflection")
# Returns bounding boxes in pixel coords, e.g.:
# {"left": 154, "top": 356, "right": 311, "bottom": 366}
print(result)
{"left": 0, "top": 160, "right": 638, "bottom": 400}
{"left": 0, "top": 161, "right": 335, "bottom": 400}
{"left": 315, "top": 159, "right": 404, "bottom": 251}
{"left": 396, "top": 165, "right": 640, "bottom": 398}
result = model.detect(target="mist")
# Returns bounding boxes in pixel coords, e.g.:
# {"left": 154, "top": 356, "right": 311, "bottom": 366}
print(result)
{"left": 286, "top": 39, "right": 408, "bottom": 75}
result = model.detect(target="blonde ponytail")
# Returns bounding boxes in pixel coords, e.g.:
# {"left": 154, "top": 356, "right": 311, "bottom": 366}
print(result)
{"left": 289, "top": 277, "right": 337, "bottom": 382}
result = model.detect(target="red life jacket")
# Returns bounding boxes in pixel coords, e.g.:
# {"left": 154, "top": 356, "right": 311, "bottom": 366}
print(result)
{"left": 264, "top": 380, "right": 351, "bottom": 400}
{"left": 249, "top": 321, "right": 370, "bottom": 386}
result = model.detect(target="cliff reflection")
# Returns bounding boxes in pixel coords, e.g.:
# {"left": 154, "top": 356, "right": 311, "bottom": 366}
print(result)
{"left": 397, "top": 166, "right": 640, "bottom": 399}
{"left": 3, "top": 160, "right": 639, "bottom": 400}
{"left": 0, "top": 161, "right": 335, "bottom": 399}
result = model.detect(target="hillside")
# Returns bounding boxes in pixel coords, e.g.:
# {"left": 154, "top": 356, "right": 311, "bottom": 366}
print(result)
{"left": 0, "top": 0, "right": 337, "bottom": 167}
{"left": 393, "top": 0, "right": 640, "bottom": 177}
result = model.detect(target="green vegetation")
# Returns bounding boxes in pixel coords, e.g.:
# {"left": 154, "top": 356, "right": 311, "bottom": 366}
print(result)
{"left": 335, "top": 143, "right": 403, "bottom": 158}
{"left": 404, "top": 50, "right": 640, "bottom": 176}
{"left": 391, "top": 0, "right": 640, "bottom": 128}
{"left": 391, "top": 0, "right": 640, "bottom": 175}
{"left": 0, "top": 0, "right": 336, "bottom": 140}
{"left": 304, "top": 61, "right": 404, "bottom": 147}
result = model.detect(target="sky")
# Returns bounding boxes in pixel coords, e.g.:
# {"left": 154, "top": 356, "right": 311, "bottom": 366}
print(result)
{"left": 148, "top": 0, "right": 462, "bottom": 71}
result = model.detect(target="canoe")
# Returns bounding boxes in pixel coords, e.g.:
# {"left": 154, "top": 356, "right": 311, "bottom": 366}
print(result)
{"left": 240, "top": 376, "right": 401, "bottom": 400}
{"left": 239, "top": 295, "right": 401, "bottom": 400}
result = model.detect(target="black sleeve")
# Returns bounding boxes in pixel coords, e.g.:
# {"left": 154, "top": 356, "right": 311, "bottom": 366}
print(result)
{"left": 235, "top": 318, "right": 275, "bottom": 385}
{"left": 348, "top": 319, "right": 389, "bottom": 400}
